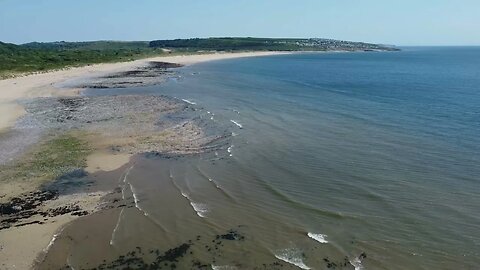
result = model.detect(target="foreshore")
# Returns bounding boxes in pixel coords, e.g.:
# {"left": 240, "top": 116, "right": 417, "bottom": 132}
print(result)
{"left": 0, "top": 51, "right": 285, "bottom": 269}
{"left": 0, "top": 51, "right": 286, "bottom": 131}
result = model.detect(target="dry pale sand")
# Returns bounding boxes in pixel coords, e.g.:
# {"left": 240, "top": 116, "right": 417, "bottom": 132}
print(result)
{"left": 0, "top": 51, "right": 285, "bottom": 269}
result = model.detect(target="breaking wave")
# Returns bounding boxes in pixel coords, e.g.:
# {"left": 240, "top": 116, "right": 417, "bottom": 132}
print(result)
{"left": 128, "top": 183, "right": 149, "bottom": 216}
{"left": 170, "top": 174, "right": 209, "bottom": 218}
{"left": 307, "top": 232, "right": 328, "bottom": 243}
{"left": 273, "top": 248, "right": 311, "bottom": 270}
{"left": 190, "top": 202, "right": 209, "bottom": 218}
{"left": 227, "top": 145, "right": 234, "bottom": 156}
{"left": 110, "top": 208, "right": 125, "bottom": 246}
{"left": 181, "top": 99, "right": 196, "bottom": 105}
{"left": 230, "top": 120, "right": 243, "bottom": 128}
{"left": 44, "top": 227, "right": 66, "bottom": 253}
{"left": 349, "top": 257, "right": 365, "bottom": 270}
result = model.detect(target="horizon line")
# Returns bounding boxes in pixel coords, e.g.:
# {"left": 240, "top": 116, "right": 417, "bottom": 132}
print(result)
{"left": 2, "top": 37, "right": 479, "bottom": 47}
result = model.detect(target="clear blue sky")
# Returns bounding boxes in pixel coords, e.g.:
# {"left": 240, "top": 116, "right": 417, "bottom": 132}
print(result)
{"left": 1, "top": 0, "right": 479, "bottom": 45}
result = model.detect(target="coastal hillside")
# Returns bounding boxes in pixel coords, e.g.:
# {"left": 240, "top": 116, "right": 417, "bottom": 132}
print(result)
{"left": 149, "top": 37, "right": 397, "bottom": 52}
{"left": 0, "top": 41, "right": 163, "bottom": 77}
{"left": 21, "top": 40, "right": 151, "bottom": 50}
{"left": 0, "top": 38, "right": 397, "bottom": 77}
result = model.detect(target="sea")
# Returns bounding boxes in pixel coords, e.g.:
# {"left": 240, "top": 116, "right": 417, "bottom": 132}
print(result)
{"left": 44, "top": 47, "right": 480, "bottom": 270}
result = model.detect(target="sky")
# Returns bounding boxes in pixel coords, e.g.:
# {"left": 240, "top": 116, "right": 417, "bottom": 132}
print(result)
{"left": 0, "top": 0, "right": 479, "bottom": 46}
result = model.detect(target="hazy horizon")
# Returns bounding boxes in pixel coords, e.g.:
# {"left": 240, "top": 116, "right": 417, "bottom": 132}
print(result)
{"left": 1, "top": 0, "right": 479, "bottom": 46}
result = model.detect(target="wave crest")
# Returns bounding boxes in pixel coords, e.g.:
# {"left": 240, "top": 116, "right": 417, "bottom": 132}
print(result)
{"left": 274, "top": 248, "right": 311, "bottom": 270}
{"left": 307, "top": 232, "right": 328, "bottom": 243}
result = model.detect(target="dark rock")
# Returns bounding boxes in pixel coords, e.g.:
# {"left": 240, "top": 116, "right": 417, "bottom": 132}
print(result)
{"left": 218, "top": 230, "right": 244, "bottom": 241}
{"left": 359, "top": 252, "right": 367, "bottom": 259}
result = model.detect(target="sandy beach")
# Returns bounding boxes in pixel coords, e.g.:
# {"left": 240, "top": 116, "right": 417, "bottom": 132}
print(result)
{"left": 0, "top": 51, "right": 284, "bottom": 131}
{"left": 0, "top": 51, "right": 285, "bottom": 270}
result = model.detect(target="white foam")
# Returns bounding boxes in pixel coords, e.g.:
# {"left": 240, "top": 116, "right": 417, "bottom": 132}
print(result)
{"left": 110, "top": 208, "right": 125, "bottom": 246}
{"left": 182, "top": 99, "right": 196, "bottom": 105}
{"left": 307, "top": 232, "right": 328, "bottom": 244}
{"left": 119, "top": 166, "right": 135, "bottom": 200}
{"left": 208, "top": 178, "right": 222, "bottom": 189}
{"left": 190, "top": 202, "right": 209, "bottom": 218}
{"left": 230, "top": 120, "right": 243, "bottom": 128}
{"left": 179, "top": 190, "right": 209, "bottom": 218}
{"left": 119, "top": 165, "right": 135, "bottom": 200}
{"left": 349, "top": 257, "right": 365, "bottom": 270}
{"left": 122, "top": 165, "right": 134, "bottom": 183}
{"left": 274, "top": 248, "right": 311, "bottom": 270}
{"left": 227, "top": 145, "right": 234, "bottom": 157}
{"left": 44, "top": 227, "right": 65, "bottom": 252}
{"left": 128, "top": 183, "right": 148, "bottom": 216}
{"left": 121, "top": 184, "right": 127, "bottom": 200}
{"left": 45, "top": 234, "right": 58, "bottom": 251}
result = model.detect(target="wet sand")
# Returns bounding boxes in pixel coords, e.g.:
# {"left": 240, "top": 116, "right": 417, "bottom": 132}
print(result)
{"left": 0, "top": 94, "right": 229, "bottom": 269}
{"left": 36, "top": 155, "right": 356, "bottom": 270}
{"left": 0, "top": 52, "right": 280, "bottom": 269}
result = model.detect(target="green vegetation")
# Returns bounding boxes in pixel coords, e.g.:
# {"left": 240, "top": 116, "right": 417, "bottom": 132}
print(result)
{"left": 150, "top": 37, "right": 300, "bottom": 51}
{"left": 0, "top": 38, "right": 397, "bottom": 77}
{"left": 149, "top": 37, "right": 397, "bottom": 52}
{"left": 22, "top": 40, "right": 152, "bottom": 51}
{"left": 0, "top": 41, "right": 166, "bottom": 78}
{"left": 0, "top": 133, "right": 91, "bottom": 184}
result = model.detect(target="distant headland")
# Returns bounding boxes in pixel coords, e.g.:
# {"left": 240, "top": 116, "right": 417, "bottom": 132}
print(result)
{"left": 0, "top": 37, "right": 398, "bottom": 78}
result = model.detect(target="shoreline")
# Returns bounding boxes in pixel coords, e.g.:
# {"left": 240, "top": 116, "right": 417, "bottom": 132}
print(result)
{"left": 0, "top": 51, "right": 288, "bottom": 129}
{"left": 0, "top": 51, "right": 281, "bottom": 269}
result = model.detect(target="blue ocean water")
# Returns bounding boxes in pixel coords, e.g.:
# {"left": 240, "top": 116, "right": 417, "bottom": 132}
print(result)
{"left": 87, "top": 47, "right": 480, "bottom": 269}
